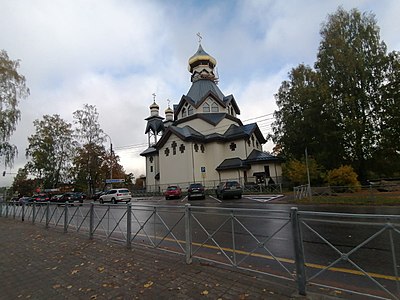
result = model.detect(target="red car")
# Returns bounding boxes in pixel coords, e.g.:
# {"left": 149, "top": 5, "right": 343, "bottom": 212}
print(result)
{"left": 164, "top": 185, "right": 182, "bottom": 200}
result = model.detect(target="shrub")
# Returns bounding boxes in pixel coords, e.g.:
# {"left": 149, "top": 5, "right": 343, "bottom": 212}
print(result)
{"left": 326, "top": 165, "right": 360, "bottom": 192}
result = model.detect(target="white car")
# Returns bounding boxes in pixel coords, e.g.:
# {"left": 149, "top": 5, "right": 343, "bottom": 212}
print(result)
{"left": 99, "top": 189, "right": 132, "bottom": 204}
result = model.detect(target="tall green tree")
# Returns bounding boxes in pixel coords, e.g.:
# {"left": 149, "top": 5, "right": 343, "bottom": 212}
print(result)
{"left": 272, "top": 7, "right": 399, "bottom": 180}
{"left": 26, "top": 114, "right": 75, "bottom": 188}
{"left": 316, "top": 7, "right": 388, "bottom": 179}
{"left": 0, "top": 50, "right": 29, "bottom": 167}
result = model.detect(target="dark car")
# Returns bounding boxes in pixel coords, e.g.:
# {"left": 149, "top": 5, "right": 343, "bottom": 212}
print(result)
{"left": 92, "top": 191, "right": 105, "bottom": 201}
{"left": 52, "top": 192, "right": 85, "bottom": 204}
{"left": 188, "top": 183, "right": 205, "bottom": 200}
{"left": 32, "top": 193, "right": 50, "bottom": 203}
{"left": 215, "top": 181, "right": 243, "bottom": 199}
{"left": 164, "top": 185, "right": 182, "bottom": 200}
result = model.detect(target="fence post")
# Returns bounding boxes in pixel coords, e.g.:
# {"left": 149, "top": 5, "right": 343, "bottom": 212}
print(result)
{"left": 126, "top": 203, "right": 132, "bottom": 249}
{"left": 45, "top": 202, "right": 50, "bottom": 229}
{"left": 13, "top": 201, "right": 16, "bottom": 219}
{"left": 6, "top": 202, "right": 9, "bottom": 218}
{"left": 291, "top": 207, "right": 307, "bottom": 296}
{"left": 32, "top": 202, "right": 36, "bottom": 224}
{"left": 0, "top": 202, "right": 2, "bottom": 217}
{"left": 21, "top": 203, "right": 24, "bottom": 221}
{"left": 185, "top": 203, "right": 192, "bottom": 264}
{"left": 64, "top": 203, "right": 68, "bottom": 233}
{"left": 89, "top": 202, "right": 94, "bottom": 239}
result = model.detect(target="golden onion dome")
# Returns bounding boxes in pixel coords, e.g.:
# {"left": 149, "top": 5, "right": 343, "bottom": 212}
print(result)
{"left": 150, "top": 101, "right": 159, "bottom": 109}
{"left": 188, "top": 44, "right": 217, "bottom": 72}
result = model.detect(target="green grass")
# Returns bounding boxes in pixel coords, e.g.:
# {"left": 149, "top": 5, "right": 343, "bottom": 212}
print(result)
{"left": 290, "top": 194, "right": 400, "bottom": 205}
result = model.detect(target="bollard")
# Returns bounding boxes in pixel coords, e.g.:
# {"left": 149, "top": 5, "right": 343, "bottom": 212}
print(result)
{"left": 126, "top": 203, "right": 132, "bottom": 249}
{"left": 291, "top": 207, "right": 307, "bottom": 296}
{"left": 185, "top": 203, "right": 192, "bottom": 264}
{"left": 6, "top": 202, "right": 9, "bottom": 218}
{"left": 64, "top": 202, "right": 68, "bottom": 233}
{"left": 13, "top": 201, "right": 16, "bottom": 219}
{"left": 32, "top": 202, "right": 36, "bottom": 224}
{"left": 89, "top": 202, "right": 94, "bottom": 239}
{"left": 21, "top": 203, "right": 24, "bottom": 221}
{"left": 45, "top": 202, "right": 50, "bottom": 229}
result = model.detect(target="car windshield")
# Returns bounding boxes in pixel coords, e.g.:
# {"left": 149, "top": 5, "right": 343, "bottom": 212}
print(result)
{"left": 190, "top": 184, "right": 203, "bottom": 188}
{"left": 118, "top": 189, "right": 129, "bottom": 193}
{"left": 168, "top": 186, "right": 178, "bottom": 190}
{"left": 226, "top": 181, "right": 240, "bottom": 187}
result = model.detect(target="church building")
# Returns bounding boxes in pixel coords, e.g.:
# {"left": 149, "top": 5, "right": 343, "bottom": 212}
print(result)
{"left": 140, "top": 43, "right": 283, "bottom": 192}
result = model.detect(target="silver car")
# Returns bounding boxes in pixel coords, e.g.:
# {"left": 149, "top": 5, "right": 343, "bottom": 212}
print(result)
{"left": 99, "top": 189, "right": 132, "bottom": 204}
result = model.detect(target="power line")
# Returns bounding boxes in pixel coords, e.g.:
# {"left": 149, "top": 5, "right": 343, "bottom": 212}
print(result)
{"left": 111, "top": 112, "right": 277, "bottom": 151}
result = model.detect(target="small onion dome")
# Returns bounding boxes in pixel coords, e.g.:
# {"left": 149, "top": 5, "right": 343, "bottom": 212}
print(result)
{"left": 165, "top": 106, "right": 173, "bottom": 114}
{"left": 150, "top": 101, "right": 159, "bottom": 109}
{"left": 188, "top": 44, "right": 217, "bottom": 73}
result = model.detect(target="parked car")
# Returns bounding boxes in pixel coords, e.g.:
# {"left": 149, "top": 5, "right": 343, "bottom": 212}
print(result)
{"left": 188, "top": 183, "right": 205, "bottom": 200}
{"left": 51, "top": 192, "right": 84, "bottom": 204}
{"left": 164, "top": 185, "right": 182, "bottom": 200}
{"left": 92, "top": 191, "right": 105, "bottom": 201}
{"left": 18, "top": 196, "right": 33, "bottom": 206}
{"left": 99, "top": 189, "right": 132, "bottom": 204}
{"left": 32, "top": 193, "right": 50, "bottom": 203}
{"left": 50, "top": 194, "right": 64, "bottom": 202}
{"left": 215, "top": 181, "right": 243, "bottom": 199}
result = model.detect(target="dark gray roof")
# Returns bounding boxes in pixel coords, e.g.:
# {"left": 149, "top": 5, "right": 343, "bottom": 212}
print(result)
{"left": 246, "top": 149, "right": 283, "bottom": 163}
{"left": 186, "top": 79, "right": 225, "bottom": 104}
{"left": 140, "top": 147, "right": 158, "bottom": 156}
{"left": 145, "top": 117, "right": 165, "bottom": 134}
{"left": 172, "top": 126, "right": 204, "bottom": 140}
{"left": 216, "top": 158, "right": 250, "bottom": 171}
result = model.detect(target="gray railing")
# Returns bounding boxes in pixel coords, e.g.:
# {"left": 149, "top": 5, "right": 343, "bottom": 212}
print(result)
{"left": 0, "top": 201, "right": 399, "bottom": 299}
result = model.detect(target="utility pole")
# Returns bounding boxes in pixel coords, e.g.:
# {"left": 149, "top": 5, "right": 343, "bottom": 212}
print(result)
{"left": 305, "top": 147, "right": 312, "bottom": 199}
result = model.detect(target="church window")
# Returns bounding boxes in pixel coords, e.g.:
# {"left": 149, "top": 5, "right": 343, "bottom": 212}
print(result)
{"left": 172, "top": 141, "right": 177, "bottom": 155}
{"left": 247, "top": 139, "right": 251, "bottom": 146}
{"left": 203, "top": 103, "right": 210, "bottom": 112}
{"left": 251, "top": 135, "right": 255, "bottom": 147}
{"left": 150, "top": 166, "right": 153, "bottom": 172}
{"left": 179, "top": 144, "right": 185, "bottom": 153}
{"left": 164, "top": 148, "right": 170, "bottom": 156}
{"left": 182, "top": 108, "right": 187, "bottom": 117}
{"left": 194, "top": 143, "right": 199, "bottom": 152}
{"left": 188, "top": 105, "right": 194, "bottom": 115}
{"left": 211, "top": 102, "right": 219, "bottom": 112}
{"left": 256, "top": 141, "right": 259, "bottom": 148}
{"left": 149, "top": 156, "right": 153, "bottom": 163}
{"left": 230, "top": 107, "right": 234, "bottom": 115}
{"left": 200, "top": 144, "right": 205, "bottom": 153}
{"left": 230, "top": 142, "right": 237, "bottom": 151}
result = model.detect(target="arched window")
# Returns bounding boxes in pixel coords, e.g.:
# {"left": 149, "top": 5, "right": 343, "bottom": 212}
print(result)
{"left": 188, "top": 105, "right": 194, "bottom": 115}
{"left": 182, "top": 107, "right": 187, "bottom": 117}
{"left": 211, "top": 102, "right": 219, "bottom": 112}
{"left": 203, "top": 103, "right": 210, "bottom": 112}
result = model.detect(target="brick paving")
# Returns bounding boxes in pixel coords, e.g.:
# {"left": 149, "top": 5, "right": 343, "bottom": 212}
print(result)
{"left": 0, "top": 218, "right": 344, "bottom": 300}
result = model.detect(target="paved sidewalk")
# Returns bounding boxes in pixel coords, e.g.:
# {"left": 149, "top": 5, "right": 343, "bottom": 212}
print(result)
{"left": 0, "top": 218, "right": 344, "bottom": 300}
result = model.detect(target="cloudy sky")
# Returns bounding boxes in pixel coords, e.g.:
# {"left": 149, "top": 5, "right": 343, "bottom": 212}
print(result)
{"left": 1, "top": 0, "right": 399, "bottom": 186}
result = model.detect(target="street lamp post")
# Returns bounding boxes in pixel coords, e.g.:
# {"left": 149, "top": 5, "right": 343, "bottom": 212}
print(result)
{"left": 104, "top": 133, "right": 113, "bottom": 187}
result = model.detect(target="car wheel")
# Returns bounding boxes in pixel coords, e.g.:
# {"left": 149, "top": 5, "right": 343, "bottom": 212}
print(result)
{"left": 100, "top": 199, "right": 103, "bottom": 204}
{"left": 165, "top": 196, "right": 169, "bottom": 200}
{"left": 238, "top": 194, "right": 242, "bottom": 199}
{"left": 112, "top": 198, "right": 117, "bottom": 204}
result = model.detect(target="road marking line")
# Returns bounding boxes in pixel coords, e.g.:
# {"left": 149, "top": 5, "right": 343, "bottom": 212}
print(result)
{"left": 245, "top": 195, "right": 284, "bottom": 202}
{"left": 180, "top": 196, "right": 187, "bottom": 202}
{"left": 209, "top": 196, "right": 222, "bottom": 203}
{"left": 132, "top": 232, "right": 399, "bottom": 282}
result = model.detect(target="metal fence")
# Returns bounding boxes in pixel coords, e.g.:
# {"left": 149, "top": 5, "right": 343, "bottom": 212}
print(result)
{"left": 0, "top": 201, "right": 399, "bottom": 299}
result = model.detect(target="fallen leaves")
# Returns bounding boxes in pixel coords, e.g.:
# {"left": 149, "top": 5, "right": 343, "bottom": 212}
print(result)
{"left": 201, "top": 290, "right": 209, "bottom": 295}
{"left": 143, "top": 281, "right": 153, "bottom": 288}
